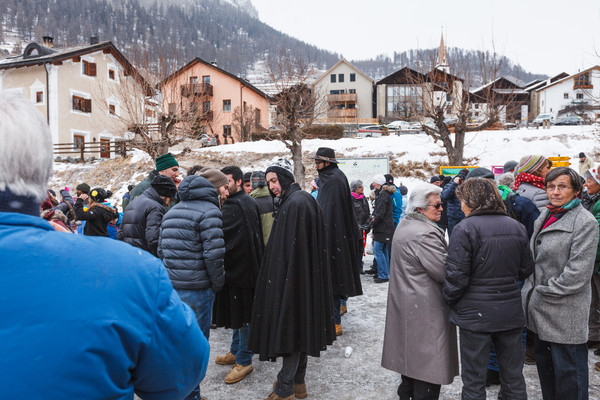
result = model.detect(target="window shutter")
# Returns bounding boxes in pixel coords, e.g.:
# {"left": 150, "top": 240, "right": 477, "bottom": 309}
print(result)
{"left": 72, "top": 96, "right": 76, "bottom": 110}
{"left": 85, "top": 99, "right": 92, "bottom": 113}
{"left": 90, "top": 63, "right": 97, "bottom": 77}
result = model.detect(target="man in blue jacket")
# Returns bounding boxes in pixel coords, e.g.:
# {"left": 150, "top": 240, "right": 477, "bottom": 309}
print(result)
{"left": 0, "top": 94, "right": 209, "bottom": 400}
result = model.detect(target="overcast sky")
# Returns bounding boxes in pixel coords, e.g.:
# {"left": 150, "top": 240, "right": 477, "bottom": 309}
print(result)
{"left": 250, "top": 0, "right": 600, "bottom": 76}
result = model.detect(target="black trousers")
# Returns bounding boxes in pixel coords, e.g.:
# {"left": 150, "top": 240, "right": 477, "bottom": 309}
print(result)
{"left": 459, "top": 327, "right": 526, "bottom": 400}
{"left": 397, "top": 375, "right": 441, "bottom": 400}
{"left": 275, "top": 352, "right": 307, "bottom": 397}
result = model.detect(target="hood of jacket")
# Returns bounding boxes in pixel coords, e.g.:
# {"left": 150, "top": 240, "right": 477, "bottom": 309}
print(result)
{"left": 178, "top": 175, "right": 219, "bottom": 207}
{"left": 381, "top": 183, "right": 397, "bottom": 194}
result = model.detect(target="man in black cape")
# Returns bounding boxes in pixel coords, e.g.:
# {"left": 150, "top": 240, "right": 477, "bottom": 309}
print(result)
{"left": 314, "top": 147, "right": 363, "bottom": 336}
{"left": 249, "top": 158, "right": 335, "bottom": 400}
{"left": 213, "top": 166, "right": 264, "bottom": 384}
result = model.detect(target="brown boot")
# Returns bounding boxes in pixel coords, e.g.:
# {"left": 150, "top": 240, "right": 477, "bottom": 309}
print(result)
{"left": 265, "top": 392, "right": 294, "bottom": 400}
{"left": 225, "top": 363, "right": 253, "bottom": 384}
{"left": 335, "top": 324, "right": 343, "bottom": 336}
{"left": 340, "top": 305, "right": 347, "bottom": 316}
{"left": 215, "top": 351, "right": 236, "bottom": 365}
{"left": 273, "top": 381, "right": 307, "bottom": 399}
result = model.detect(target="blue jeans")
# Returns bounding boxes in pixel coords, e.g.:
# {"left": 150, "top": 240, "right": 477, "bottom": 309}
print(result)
{"left": 373, "top": 241, "right": 390, "bottom": 279}
{"left": 230, "top": 324, "right": 252, "bottom": 366}
{"left": 534, "top": 335, "right": 588, "bottom": 400}
{"left": 176, "top": 288, "right": 215, "bottom": 400}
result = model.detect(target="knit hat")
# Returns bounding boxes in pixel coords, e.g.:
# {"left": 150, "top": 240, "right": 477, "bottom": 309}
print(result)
{"left": 350, "top": 180, "right": 363, "bottom": 191}
{"left": 151, "top": 175, "right": 177, "bottom": 198}
{"left": 399, "top": 185, "right": 408, "bottom": 196}
{"left": 430, "top": 176, "right": 441, "bottom": 184}
{"left": 90, "top": 188, "right": 112, "bottom": 203}
{"left": 579, "top": 152, "right": 586, "bottom": 158}
{"left": 384, "top": 174, "right": 394, "bottom": 185}
{"left": 516, "top": 155, "right": 551, "bottom": 175}
{"left": 266, "top": 158, "right": 295, "bottom": 182}
{"left": 243, "top": 171, "right": 252, "bottom": 183}
{"left": 502, "top": 160, "right": 518, "bottom": 173}
{"left": 584, "top": 168, "right": 600, "bottom": 185}
{"left": 250, "top": 171, "right": 267, "bottom": 189}
{"left": 466, "top": 167, "right": 495, "bottom": 180}
{"left": 76, "top": 182, "right": 90, "bottom": 194}
{"left": 155, "top": 153, "right": 179, "bottom": 172}
{"left": 199, "top": 168, "right": 229, "bottom": 188}
{"left": 372, "top": 174, "right": 386, "bottom": 186}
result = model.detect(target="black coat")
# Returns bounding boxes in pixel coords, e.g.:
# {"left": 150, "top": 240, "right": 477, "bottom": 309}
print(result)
{"left": 371, "top": 184, "right": 396, "bottom": 243}
{"left": 212, "top": 190, "right": 264, "bottom": 329}
{"left": 74, "top": 199, "right": 117, "bottom": 237}
{"left": 249, "top": 184, "right": 335, "bottom": 360}
{"left": 442, "top": 210, "right": 534, "bottom": 332}
{"left": 316, "top": 165, "right": 363, "bottom": 297}
{"left": 158, "top": 176, "right": 225, "bottom": 292}
{"left": 117, "top": 187, "right": 166, "bottom": 256}
{"left": 504, "top": 193, "right": 540, "bottom": 239}
{"left": 352, "top": 194, "right": 370, "bottom": 227}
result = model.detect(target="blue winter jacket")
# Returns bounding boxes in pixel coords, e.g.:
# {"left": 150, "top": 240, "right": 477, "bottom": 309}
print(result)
{"left": 0, "top": 211, "right": 209, "bottom": 399}
{"left": 441, "top": 180, "right": 465, "bottom": 226}
{"left": 391, "top": 185, "right": 403, "bottom": 226}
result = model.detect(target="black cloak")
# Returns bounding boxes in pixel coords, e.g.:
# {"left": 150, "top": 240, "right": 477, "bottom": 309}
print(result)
{"left": 249, "top": 183, "right": 335, "bottom": 361}
{"left": 213, "top": 190, "right": 264, "bottom": 329}
{"left": 316, "top": 164, "right": 363, "bottom": 297}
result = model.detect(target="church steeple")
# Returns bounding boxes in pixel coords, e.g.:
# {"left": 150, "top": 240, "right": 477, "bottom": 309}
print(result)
{"left": 436, "top": 32, "right": 449, "bottom": 73}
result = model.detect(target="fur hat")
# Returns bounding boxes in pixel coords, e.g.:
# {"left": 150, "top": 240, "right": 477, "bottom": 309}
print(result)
{"left": 199, "top": 168, "right": 229, "bottom": 188}
{"left": 516, "top": 155, "right": 551, "bottom": 175}
{"left": 76, "top": 183, "right": 90, "bottom": 194}
{"left": 155, "top": 153, "right": 179, "bottom": 172}
{"left": 250, "top": 171, "right": 267, "bottom": 189}
{"left": 466, "top": 167, "right": 495, "bottom": 180}
{"left": 151, "top": 175, "right": 177, "bottom": 198}
{"left": 266, "top": 158, "right": 295, "bottom": 182}
{"left": 90, "top": 188, "right": 112, "bottom": 203}
{"left": 372, "top": 174, "right": 386, "bottom": 186}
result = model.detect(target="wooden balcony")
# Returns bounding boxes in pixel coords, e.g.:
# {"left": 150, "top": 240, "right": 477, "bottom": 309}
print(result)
{"left": 574, "top": 84, "right": 593, "bottom": 90}
{"left": 328, "top": 108, "right": 358, "bottom": 118}
{"left": 327, "top": 93, "right": 358, "bottom": 103}
{"left": 181, "top": 83, "right": 213, "bottom": 97}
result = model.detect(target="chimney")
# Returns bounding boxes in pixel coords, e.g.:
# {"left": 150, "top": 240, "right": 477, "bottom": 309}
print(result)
{"left": 42, "top": 36, "right": 54, "bottom": 48}
{"left": 90, "top": 35, "right": 99, "bottom": 45}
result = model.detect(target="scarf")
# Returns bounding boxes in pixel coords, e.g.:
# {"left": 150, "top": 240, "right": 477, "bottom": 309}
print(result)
{"left": 351, "top": 192, "right": 364, "bottom": 200}
{"left": 542, "top": 198, "right": 581, "bottom": 230}
{"left": 513, "top": 172, "right": 546, "bottom": 191}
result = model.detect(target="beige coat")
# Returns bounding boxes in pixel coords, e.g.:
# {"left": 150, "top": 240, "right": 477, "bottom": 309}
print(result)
{"left": 382, "top": 213, "right": 459, "bottom": 385}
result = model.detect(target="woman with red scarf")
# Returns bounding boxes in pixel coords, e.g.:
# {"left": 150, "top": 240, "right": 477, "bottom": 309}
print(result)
{"left": 522, "top": 167, "right": 598, "bottom": 400}
{"left": 513, "top": 155, "right": 552, "bottom": 213}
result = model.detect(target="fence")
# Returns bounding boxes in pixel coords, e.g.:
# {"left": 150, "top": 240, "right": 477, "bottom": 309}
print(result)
{"left": 53, "top": 140, "right": 131, "bottom": 162}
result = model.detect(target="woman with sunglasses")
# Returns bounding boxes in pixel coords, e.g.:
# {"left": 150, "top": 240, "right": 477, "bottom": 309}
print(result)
{"left": 522, "top": 167, "right": 598, "bottom": 400}
{"left": 382, "top": 183, "right": 458, "bottom": 400}
{"left": 443, "top": 178, "right": 534, "bottom": 400}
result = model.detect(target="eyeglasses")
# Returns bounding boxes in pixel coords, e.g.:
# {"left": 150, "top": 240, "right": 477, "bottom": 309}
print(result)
{"left": 427, "top": 203, "right": 443, "bottom": 209}
{"left": 546, "top": 185, "right": 573, "bottom": 192}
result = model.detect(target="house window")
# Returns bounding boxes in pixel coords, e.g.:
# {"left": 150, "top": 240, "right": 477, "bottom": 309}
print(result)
{"left": 145, "top": 108, "right": 155, "bottom": 118}
{"left": 564, "top": 93, "right": 569, "bottom": 99}
{"left": 474, "top": 104, "right": 479, "bottom": 109}
{"left": 108, "top": 69, "right": 115, "bottom": 80}
{"left": 203, "top": 101, "right": 211, "bottom": 112}
{"left": 223, "top": 125, "right": 232, "bottom": 137}
{"left": 223, "top": 99, "right": 231, "bottom": 111}
{"left": 574, "top": 72, "right": 591, "bottom": 88}
{"left": 190, "top": 102, "right": 198, "bottom": 113}
{"left": 348, "top": 89, "right": 356, "bottom": 94}
{"left": 190, "top": 76, "right": 198, "bottom": 84}
{"left": 108, "top": 104, "right": 116, "bottom": 115}
{"left": 36, "top": 91, "right": 43, "bottom": 103}
{"left": 72, "top": 95, "right": 92, "bottom": 113}
{"left": 577, "top": 93, "right": 584, "bottom": 100}
{"left": 82, "top": 60, "right": 97, "bottom": 77}
{"left": 73, "top": 134, "right": 85, "bottom": 149}
{"left": 350, "top": 73, "right": 356, "bottom": 82}
{"left": 202, "top": 75, "right": 210, "bottom": 84}
{"left": 330, "top": 74, "right": 336, "bottom": 83}
{"left": 255, "top": 108, "right": 261, "bottom": 126}
{"left": 338, "top": 74, "right": 344, "bottom": 83}
{"left": 329, "top": 90, "right": 345, "bottom": 95}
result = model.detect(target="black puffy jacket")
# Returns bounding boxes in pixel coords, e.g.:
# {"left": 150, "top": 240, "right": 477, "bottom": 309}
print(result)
{"left": 117, "top": 187, "right": 166, "bottom": 257}
{"left": 158, "top": 176, "right": 225, "bottom": 292}
{"left": 371, "top": 184, "right": 396, "bottom": 243}
{"left": 442, "top": 210, "right": 534, "bottom": 332}
{"left": 74, "top": 199, "right": 117, "bottom": 237}
{"left": 441, "top": 180, "right": 465, "bottom": 228}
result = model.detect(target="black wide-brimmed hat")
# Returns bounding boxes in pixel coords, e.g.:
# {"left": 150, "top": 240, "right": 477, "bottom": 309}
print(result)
{"left": 313, "top": 147, "right": 338, "bottom": 164}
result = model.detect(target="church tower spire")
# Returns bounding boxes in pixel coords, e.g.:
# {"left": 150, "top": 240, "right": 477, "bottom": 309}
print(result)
{"left": 436, "top": 32, "right": 449, "bottom": 72}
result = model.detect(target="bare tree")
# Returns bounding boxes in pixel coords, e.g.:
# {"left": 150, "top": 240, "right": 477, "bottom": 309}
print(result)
{"left": 266, "top": 53, "right": 319, "bottom": 187}
{"left": 232, "top": 104, "right": 259, "bottom": 142}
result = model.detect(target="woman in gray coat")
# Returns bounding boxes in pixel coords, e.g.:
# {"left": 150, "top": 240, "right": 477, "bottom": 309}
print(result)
{"left": 522, "top": 167, "right": 599, "bottom": 400}
{"left": 513, "top": 154, "right": 551, "bottom": 213}
{"left": 382, "top": 183, "right": 458, "bottom": 400}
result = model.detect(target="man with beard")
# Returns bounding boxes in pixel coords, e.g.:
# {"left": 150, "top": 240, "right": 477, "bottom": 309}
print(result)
{"left": 249, "top": 158, "right": 335, "bottom": 400}
{"left": 314, "top": 147, "right": 363, "bottom": 336}
{"left": 213, "top": 166, "right": 264, "bottom": 384}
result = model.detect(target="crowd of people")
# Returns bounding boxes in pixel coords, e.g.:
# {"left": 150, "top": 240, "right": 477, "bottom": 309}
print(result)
{"left": 2, "top": 93, "right": 600, "bottom": 400}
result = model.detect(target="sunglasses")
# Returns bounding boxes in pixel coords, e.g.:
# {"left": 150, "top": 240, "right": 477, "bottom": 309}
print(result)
{"left": 427, "top": 203, "right": 443, "bottom": 209}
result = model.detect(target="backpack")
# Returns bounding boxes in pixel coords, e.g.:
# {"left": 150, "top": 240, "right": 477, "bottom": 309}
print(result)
{"left": 503, "top": 192, "right": 518, "bottom": 220}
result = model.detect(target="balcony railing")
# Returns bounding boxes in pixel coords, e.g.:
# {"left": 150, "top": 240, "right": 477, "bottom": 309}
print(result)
{"left": 328, "top": 108, "right": 358, "bottom": 118}
{"left": 181, "top": 83, "right": 214, "bottom": 97}
{"left": 327, "top": 93, "right": 358, "bottom": 103}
